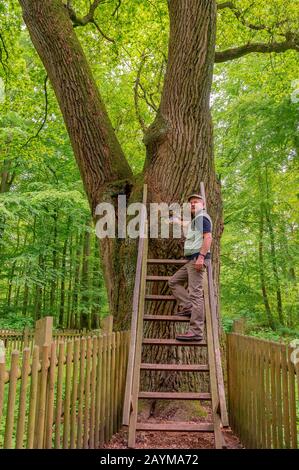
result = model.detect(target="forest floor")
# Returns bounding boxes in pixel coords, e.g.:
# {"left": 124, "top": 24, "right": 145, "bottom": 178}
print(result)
{"left": 103, "top": 401, "right": 243, "bottom": 449}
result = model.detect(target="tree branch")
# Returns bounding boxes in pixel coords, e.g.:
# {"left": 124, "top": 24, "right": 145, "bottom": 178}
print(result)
{"left": 0, "top": 32, "right": 9, "bottom": 76}
{"left": 112, "top": 0, "right": 122, "bottom": 17}
{"left": 215, "top": 36, "right": 299, "bottom": 63}
{"left": 21, "top": 75, "right": 49, "bottom": 149}
{"left": 217, "top": 1, "right": 288, "bottom": 34}
{"left": 65, "top": 0, "right": 115, "bottom": 42}
{"left": 91, "top": 20, "right": 115, "bottom": 43}
{"left": 134, "top": 52, "right": 148, "bottom": 133}
{"left": 217, "top": 2, "right": 235, "bottom": 10}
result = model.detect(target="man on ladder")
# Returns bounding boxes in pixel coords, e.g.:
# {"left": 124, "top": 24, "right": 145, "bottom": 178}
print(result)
{"left": 168, "top": 193, "right": 213, "bottom": 342}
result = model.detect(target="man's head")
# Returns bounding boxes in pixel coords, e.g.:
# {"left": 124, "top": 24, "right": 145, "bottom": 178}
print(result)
{"left": 187, "top": 193, "right": 204, "bottom": 215}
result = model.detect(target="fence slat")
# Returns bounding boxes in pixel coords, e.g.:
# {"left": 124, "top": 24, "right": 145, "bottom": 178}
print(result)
{"left": 26, "top": 346, "right": 39, "bottom": 449}
{"left": 76, "top": 337, "right": 86, "bottom": 449}
{"left": 83, "top": 337, "right": 92, "bottom": 449}
{"left": 54, "top": 342, "right": 64, "bottom": 448}
{"left": 0, "top": 343, "right": 6, "bottom": 446}
{"left": 89, "top": 336, "right": 98, "bottom": 449}
{"left": 45, "top": 342, "right": 56, "bottom": 449}
{"left": 114, "top": 332, "right": 120, "bottom": 431}
{"left": 275, "top": 345, "right": 283, "bottom": 448}
{"left": 35, "top": 345, "right": 49, "bottom": 449}
{"left": 70, "top": 338, "right": 80, "bottom": 449}
{"left": 63, "top": 340, "right": 73, "bottom": 448}
{"left": 288, "top": 346, "right": 297, "bottom": 449}
{"left": 4, "top": 350, "right": 19, "bottom": 448}
{"left": 16, "top": 347, "right": 30, "bottom": 448}
{"left": 100, "top": 334, "right": 107, "bottom": 446}
{"left": 111, "top": 333, "right": 116, "bottom": 437}
{"left": 94, "top": 335, "right": 103, "bottom": 448}
{"left": 105, "top": 333, "right": 112, "bottom": 442}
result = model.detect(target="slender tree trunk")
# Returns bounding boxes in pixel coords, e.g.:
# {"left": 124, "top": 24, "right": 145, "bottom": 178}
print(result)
{"left": 50, "top": 210, "right": 58, "bottom": 311}
{"left": 265, "top": 208, "right": 284, "bottom": 325}
{"left": 22, "top": 281, "right": 29, "bottom": 317}
{"left": 258, "top": 209, "right": 275, "bottom": 329}
{"left": 7, "top": 261, "right": 16, "bottom": 307}
{"left": 66, "top": 233, "right": 73, "bottom": 328}
{"left": 72, "top": 231, "right": 82, "bottom": 329}
{"left": 59, "top": 230, "right": 69, "bottom": 327}
{"left": 91, "top": 236, "right": 100, "bottom": 329}
{"left": 80, "top": 223, "right": 91, "bottom": 329}
{"left": 34, "top": 254, "right": 43, "bottom": 321}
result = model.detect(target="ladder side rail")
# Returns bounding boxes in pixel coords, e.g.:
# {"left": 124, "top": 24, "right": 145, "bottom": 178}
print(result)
{"left": 122, "top": 184, "right": 147, "bottom": 425}
{"left": 128, "top": 220, "right": 148, "bottom": 447}
{"left": 200, "top": 181, "right": 229, "bottom": 427}
{"left": 203, "top": 274, "right": 223, "bottom": 448}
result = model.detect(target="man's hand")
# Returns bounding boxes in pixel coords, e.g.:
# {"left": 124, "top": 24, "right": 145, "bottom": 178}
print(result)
{"left": 195, "top": 255, "right": 205, "bottom": 271}
{"left": 171, "top": 216, "right": 181, "bottom": 224}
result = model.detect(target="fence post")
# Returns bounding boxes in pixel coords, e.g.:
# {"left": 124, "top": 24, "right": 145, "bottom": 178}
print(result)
{"left": 34, "top": 317, "right": 53, "bottom": 358}
{"left": 101, "top": 316, "right": 113, "bottom": 334}
{"left": 233, "top": 318, "right": 246, "bottom": 334}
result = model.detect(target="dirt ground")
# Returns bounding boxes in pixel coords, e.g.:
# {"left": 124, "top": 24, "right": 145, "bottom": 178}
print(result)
{"left": 102, "top": 401, "right": 243, "bottom": 449}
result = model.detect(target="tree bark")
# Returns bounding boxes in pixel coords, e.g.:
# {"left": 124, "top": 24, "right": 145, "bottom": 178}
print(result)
{"left": 144, "top": 0, "right": 222, "bottom": 286}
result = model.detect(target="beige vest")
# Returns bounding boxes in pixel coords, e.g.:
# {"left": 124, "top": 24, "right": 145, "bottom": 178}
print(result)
{"left": 184, "top": 210, "right": 213, "bottom": 256}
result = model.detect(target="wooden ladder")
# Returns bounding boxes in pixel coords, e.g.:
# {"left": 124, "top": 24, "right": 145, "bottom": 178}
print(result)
{"left": 123, "top": 184, "right": 229, "bottom": 449}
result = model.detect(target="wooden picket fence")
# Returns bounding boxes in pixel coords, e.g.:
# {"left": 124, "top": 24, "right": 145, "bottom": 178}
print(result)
{"left": 0, "top": 330, "right": 129, "bottom": 448}
{"left": 0, "top": 328, "right": 102, "bottom": 357}
{"left": 227, "top": 333, "right": 299, "bottom": 449}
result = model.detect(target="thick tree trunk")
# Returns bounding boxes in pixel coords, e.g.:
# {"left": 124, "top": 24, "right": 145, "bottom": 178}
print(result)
{"left": 141, "top": 1, "right": 220, "bottom": 391}
{"left": 144, "top": 0, "right": 221, "bottom": 276}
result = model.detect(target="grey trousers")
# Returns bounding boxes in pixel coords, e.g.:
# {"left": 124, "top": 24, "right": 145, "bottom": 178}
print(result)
{"left": 168, "top": 259, "right": 207, "bottom": 336}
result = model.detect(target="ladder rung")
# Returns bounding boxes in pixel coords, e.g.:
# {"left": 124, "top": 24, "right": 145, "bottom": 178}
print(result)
{"left": 147, "top": 259, "right": 188, "bottom": 264}
{"left": 143, "top": 315, "right": 189, "bottom": 322}
{"left": 146, "top": 275, "right": 171, "bottom": 281}
{"left": 136, "top": 422, "right": 214, "bottom": 432}
{"left": 138, "top": 392, "right": 211, "bottom": 400}
{"left": 142, "top": 339, "right": 207, "bottom": 346}
{"left": 145, "top": 295, "right": 175, "bottom": 301}
{"left": 140, "top": 363, "right": 209, "bottom": 372}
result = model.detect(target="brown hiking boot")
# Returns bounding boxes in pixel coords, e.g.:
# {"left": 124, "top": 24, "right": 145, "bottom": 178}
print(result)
{"left": 175, "top": 331, "right": 204, "bottom": 341}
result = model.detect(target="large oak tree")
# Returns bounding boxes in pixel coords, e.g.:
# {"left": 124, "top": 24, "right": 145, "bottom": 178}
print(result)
{"left": 17, "top": 0, "right": 298, "bottom": 338}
